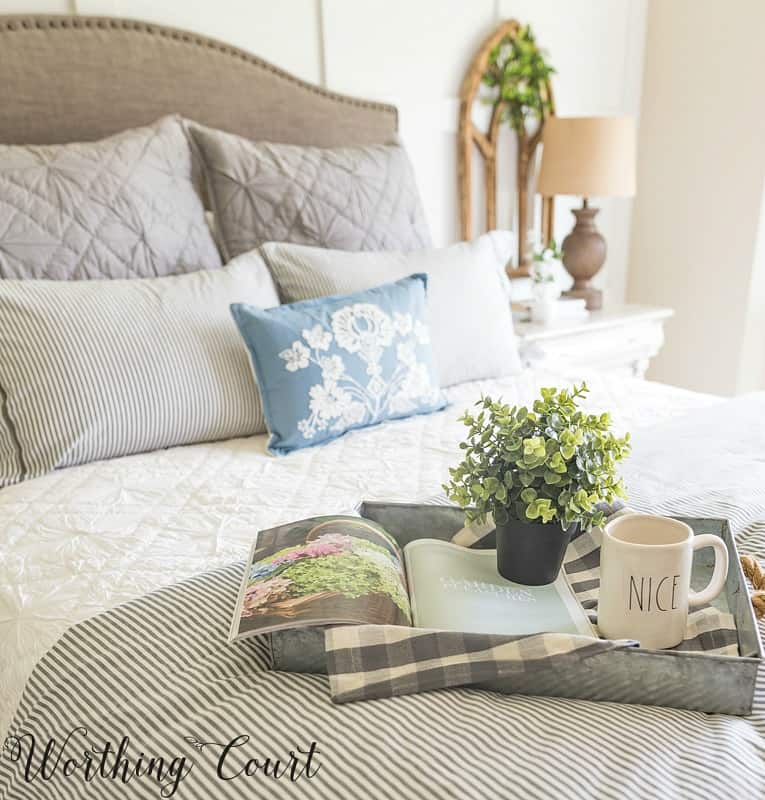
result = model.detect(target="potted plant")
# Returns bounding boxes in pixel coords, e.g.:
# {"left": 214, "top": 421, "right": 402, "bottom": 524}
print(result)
{"left": 444, "top": 383, "right": 631, "bottom": 585}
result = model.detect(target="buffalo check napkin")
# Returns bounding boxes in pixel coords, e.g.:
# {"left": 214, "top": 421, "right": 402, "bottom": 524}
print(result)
{"left": 326, "top": 626, "right": 635, "bottom": 704}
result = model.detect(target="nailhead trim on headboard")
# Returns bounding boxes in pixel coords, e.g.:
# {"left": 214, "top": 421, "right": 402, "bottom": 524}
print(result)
{"left": 0, "top": 15, "right": 398, "bottom": 128}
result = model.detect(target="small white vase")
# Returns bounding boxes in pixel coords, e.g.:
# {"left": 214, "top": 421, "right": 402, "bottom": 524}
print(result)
{"left": 531, "top": 283, "right": 560, "bottom": 324}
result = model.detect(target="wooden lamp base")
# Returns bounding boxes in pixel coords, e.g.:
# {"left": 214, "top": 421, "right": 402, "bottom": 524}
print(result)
{"left": 565, "top": 285, "right": 603, "bottom": 311}
{"left": 561, "top": 201, "right": 606, "bottom": 311}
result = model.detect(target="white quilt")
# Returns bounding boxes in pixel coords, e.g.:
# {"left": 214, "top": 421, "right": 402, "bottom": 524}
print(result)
{"left": 0, "top": 369, "right": 722, "bottom": 736}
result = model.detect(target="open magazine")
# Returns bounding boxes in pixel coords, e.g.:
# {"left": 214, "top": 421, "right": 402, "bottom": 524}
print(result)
{"left": 229, "top": 515, "right": 594, "bottom": 642}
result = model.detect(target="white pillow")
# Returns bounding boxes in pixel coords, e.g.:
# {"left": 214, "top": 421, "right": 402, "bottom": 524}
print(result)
{"left": 0, "top": 250, "right": 279, "bottom": 487}
{"left": 260, "top": 232, "right": 521, "bottom": 387}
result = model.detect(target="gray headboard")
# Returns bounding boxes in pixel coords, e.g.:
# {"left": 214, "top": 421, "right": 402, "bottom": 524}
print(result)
{"left": 0, "top": 15, "right": 398, "bottom": 147}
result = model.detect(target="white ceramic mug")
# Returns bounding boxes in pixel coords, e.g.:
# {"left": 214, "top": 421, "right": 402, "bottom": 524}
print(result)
{"left": 598, "top": 514, "right": 729, "bottom": 649}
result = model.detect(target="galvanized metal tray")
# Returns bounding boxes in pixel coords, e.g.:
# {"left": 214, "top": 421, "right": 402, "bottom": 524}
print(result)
{"left": 271, "top": 502, "right": 763, "bottom": 715}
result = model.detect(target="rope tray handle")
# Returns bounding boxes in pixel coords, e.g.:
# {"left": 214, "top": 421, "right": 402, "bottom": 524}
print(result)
{"left": 741, "top": 555, "right": 765, "bottom": 619}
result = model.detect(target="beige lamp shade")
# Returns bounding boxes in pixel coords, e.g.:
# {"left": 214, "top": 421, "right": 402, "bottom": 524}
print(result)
{"left": 537, "top": 115, "right": 636, "bottom": 198}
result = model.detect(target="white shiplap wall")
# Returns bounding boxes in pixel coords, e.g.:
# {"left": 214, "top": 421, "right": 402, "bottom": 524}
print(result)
{"left": 1, "top": 0, "right": 646, "bottom": 303}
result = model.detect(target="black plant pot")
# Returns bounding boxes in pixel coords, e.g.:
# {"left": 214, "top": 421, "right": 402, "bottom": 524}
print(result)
{"left": 495, "top": 519, "right": 577, "bottom": 586}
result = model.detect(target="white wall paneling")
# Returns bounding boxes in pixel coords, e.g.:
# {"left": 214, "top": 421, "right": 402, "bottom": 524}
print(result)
{"left": 75, "top": 0, "right": 323, "bottom": 83}
{"left": 322, "top": 0, "right": 496, "bottom": 249}
{"left": 0, "top": 1, "right": 72, "bottom": 11}
{"left": 321, "top": 0, "right": 496, "bottom": 101}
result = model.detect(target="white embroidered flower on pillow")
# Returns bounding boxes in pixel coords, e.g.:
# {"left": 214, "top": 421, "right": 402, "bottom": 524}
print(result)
{"left": 280, "top": 341, "right": 310, "bottom": 372}
{"left": 302, "top": 324, "right": 332, "bottom": 351}
{"left": 331, "top": 304, "right": 394, "bottom": 369}
{"left": 278, "top": 301, "right": 441, "bottom": 440}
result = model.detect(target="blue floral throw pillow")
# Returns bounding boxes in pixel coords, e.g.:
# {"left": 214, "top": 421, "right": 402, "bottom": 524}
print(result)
{"left": 231, "top": 273, "right": 447, "bottom": 454}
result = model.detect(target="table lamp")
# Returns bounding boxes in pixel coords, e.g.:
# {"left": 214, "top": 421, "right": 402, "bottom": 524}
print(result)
{"left": 537, "top": 116, "right": 636, "bottom": 310}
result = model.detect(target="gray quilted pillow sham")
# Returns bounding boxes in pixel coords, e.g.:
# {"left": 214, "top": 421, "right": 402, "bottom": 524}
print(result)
{"left": 188, "top": 123, "right": 431, "bottom": 260}
{"left": 0, "top": 115, "right": 222, "bottom": 280}
{"left": 0, "top": 250, "right": 278, "bottom": 487}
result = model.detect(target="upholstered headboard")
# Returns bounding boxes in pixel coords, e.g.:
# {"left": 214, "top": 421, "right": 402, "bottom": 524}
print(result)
{"left": 0, "top": 15, "right": 398, "bottom": 147}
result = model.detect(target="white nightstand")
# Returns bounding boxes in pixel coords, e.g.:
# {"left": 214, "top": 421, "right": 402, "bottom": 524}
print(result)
{"left": 515, "top": 305, "right": 673, "bottom": 379}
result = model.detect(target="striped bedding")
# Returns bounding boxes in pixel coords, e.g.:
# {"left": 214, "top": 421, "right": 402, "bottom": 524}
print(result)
{"left": 2, "top": 370, "right": 764, "bottom": 798}
{"left": 0, "top": 252, "right": 278, "bottom": 487}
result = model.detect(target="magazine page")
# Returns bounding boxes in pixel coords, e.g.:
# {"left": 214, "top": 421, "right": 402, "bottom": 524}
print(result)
{"left": 229, "top": 516, "right": 412, "bottom": 641}
{"left": 404, "top": 539, "right": 595, "bottom": 637}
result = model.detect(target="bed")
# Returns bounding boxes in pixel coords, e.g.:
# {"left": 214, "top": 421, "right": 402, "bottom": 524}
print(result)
{"left": 1, "top": 15, "right": 764, "bottom": 800}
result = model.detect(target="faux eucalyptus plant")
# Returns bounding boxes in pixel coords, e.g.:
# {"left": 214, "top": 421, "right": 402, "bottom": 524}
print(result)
{"left": 445, "top": 384, "right": 631, "bottom": 532}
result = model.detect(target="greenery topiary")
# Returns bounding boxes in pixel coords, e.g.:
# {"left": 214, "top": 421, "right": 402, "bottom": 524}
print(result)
{"left": 444, "top": 383, "right": 631, "bottom": 531}
{"left": 481, "top": 25, "right": 555, "bottom": 135}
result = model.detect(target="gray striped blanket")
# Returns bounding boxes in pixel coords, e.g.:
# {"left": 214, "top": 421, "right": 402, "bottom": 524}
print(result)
{"left": 2, "top": 550, "right": 764, "bottom": 800}
{"left": 3, "top": 398, "right": 765, "bottom": 798}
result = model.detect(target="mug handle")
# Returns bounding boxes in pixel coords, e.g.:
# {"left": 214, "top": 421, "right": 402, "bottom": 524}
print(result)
{"left": 688, "top": 534, "right": 730, "bottom": 608}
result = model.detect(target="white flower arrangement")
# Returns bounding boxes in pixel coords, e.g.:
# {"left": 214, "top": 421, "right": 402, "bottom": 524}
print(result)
{"left": 531, "top": 239, "right": 563, "bottom": 284}
{"left": 529, "top": 238, "right": 572, "bottom": 323}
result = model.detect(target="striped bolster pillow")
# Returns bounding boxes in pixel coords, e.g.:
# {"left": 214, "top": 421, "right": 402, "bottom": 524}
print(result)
{"left": 0, "top": 252, "right": 278, "bottom": 487}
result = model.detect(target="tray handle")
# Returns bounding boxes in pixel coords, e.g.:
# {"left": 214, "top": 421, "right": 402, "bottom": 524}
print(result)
{"left": 741, "top": 555, "right": 765, "bottom": 619}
